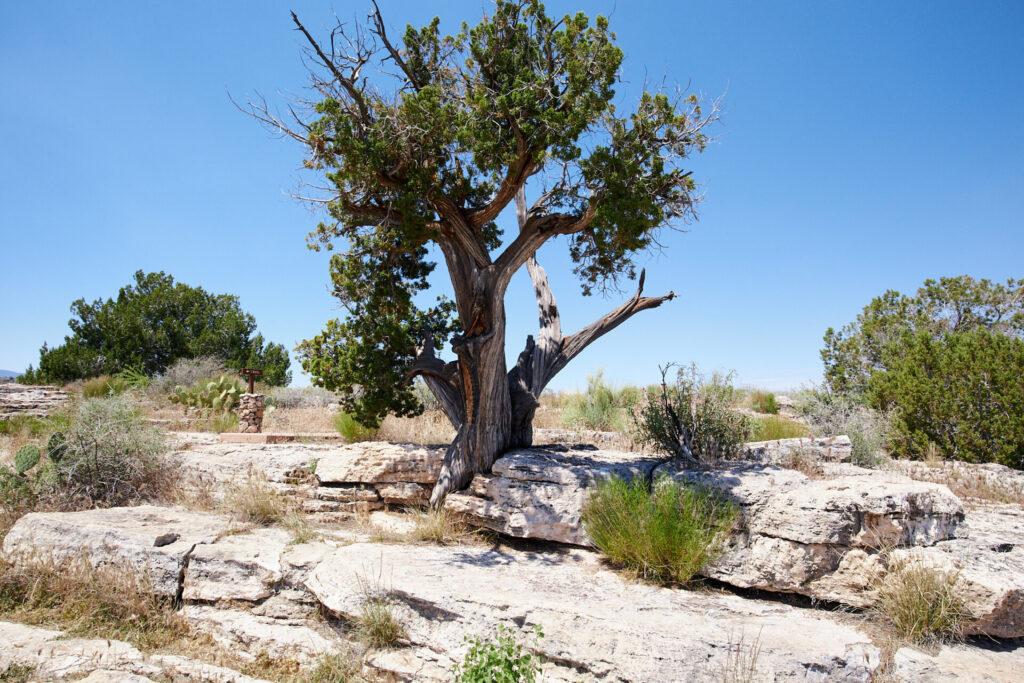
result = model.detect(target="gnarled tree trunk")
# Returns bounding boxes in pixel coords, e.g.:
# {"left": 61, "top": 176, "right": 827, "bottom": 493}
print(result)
{"left": 422, "top": 189, "right": 677, "bottom": 507}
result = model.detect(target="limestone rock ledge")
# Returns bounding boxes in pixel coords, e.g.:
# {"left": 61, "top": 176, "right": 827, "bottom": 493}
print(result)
{"left": 306, "top": 542, "right": 883, "bottom": 682}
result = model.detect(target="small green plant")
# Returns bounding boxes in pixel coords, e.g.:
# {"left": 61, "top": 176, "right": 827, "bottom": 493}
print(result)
{"left": 454, "top": 624, "right": 543, "bottom": 683}
{"left": 46, "top": 431, "right": 68, "bottom": 462}
{"left": 209, "top": 412, "right": 240, "bottom": 433}
{"left": 874, "top": 553, "right": 968, "bottom": 645}
{"left": 334, "top": 412, "right": 378, "bottom": 442}
{"left": 635, "top": 363, "right": 754, "bottom": 463}
{"left": 748, "top": 390, "right": 778, "bottom": 415}
{"left": 117, "top": 365, "right": 151, "bottom": 390}
{"left": 582, "top": 475, "right": 737, "bottom": 585}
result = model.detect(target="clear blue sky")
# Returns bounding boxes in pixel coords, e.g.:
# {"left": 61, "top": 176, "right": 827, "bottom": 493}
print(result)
{"left": 2, "top": 1, "right": 1022, "bottom": 391}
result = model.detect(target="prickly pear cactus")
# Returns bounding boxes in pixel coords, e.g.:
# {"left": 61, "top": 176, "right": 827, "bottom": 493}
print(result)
{"left": 46, "top": 431, "right": 68, "bottom": 462}
{"left": 15, "top": 445, "right": 40, "bottom": 475}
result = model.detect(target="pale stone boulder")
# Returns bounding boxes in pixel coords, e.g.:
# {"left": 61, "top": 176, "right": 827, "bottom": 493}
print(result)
{"left": 182, "top": 527, "right": 292, "bottom": 602}
{"left": 0, "top": 620, "right": 269, "bottom": 683}
{"left": 313, "top": 441, "right": 445, "bottom": 484}
{"left": 306, "top": 542, "right": 882, "bottom": 682}
{"left": 183, "top": 606, "right": 342, "bottom": 664}
{"left": 0, "top": 505, "right": 228, "bottom": 596}
{"left": 739, "top": 434, "right": 853, "bottom": 464}
{"left": 445, "top": 447, "right": 664, "bottom": 545}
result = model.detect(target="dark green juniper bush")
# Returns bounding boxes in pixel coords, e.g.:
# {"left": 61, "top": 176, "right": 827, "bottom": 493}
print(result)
{"left": 248, "top": 0, "right": 717, "bottom": 505}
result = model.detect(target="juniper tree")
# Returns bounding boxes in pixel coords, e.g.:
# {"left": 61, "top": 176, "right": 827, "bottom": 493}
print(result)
{"left": 249, "top": 1, "right": 716, "bottom": 504}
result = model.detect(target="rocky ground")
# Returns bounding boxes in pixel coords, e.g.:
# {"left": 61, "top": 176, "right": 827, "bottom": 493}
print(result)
{"left": 2, "top": 432, "right": 1022, "bottom": 681}
{"left": 0, "top": 383, "right": 68, "bottom": 419}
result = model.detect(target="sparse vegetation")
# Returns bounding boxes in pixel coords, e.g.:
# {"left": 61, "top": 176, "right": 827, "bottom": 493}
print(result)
{"left": 356, "top": 596, "right": 407, "bottom": 648}
{"left": 151, "top": 355, "right": 228, "bottom": 393}
{"left": 334, "top": 412, "right": 378, "bottom": 443}
{"left": 748, "top": 415, "right": 808, "bottom": 442}
{"left": 873, "top": 553, "right": 968, "bottom": 645}
{"left": 719, "top": 629, "right": 763, "bottom": 683}
{"left": 81, "top": 374, "right": 129, "bottom": 398}
{"left": 169, "top": 373, "right": 245, "bottom": 413}
{"left": 796, "top": 388, "right": 890, "bottom": 468}
{"left": 582, "top": 475, "right": 737, "bottom": 585}
{"left": 561, "top": 371, "right": 640, "bottom": 433}
{"left": 0, "top": 555, "right": 188, "bottom": 650}
{"left": 635, "top": 364, "right": 754, "bottom": 462}
{"left": 454, "top": 624, "right": 544, "bottom": 683}
{"left": 748, "top": 390, "right": 778, "bottom": 415}
{"left": 224, "top": 469, "right": 289, "bottom": 525}
{"left": 410, "top": 506, "right": 467, "bottom": 544}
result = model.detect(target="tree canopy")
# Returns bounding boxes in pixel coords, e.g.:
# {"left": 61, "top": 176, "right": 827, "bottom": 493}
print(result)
{"left": 821, "top": 275, "right": 1024, "bottom": 467}
{"left": 21, "top": 271, "right": 291, "bottom": 386}
{"left": 252, "top": 0, "right": 715, "bottom": 502}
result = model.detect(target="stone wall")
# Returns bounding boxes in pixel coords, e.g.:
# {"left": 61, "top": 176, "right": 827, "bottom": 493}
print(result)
{"left": 238, "top": 393, "right": 265, "bottom": 433}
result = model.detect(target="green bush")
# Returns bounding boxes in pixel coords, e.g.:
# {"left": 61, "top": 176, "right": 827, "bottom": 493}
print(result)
{"left": 334, "top": 412, "right": 378, "bottom": 442}
{"left": 561, "top": 371, "right": 639, "bottom": 433}
{"left": 582, "top": 475, "right": 736, "bottom": 585}
{"left": 635, "top": 364, "right": 753, "bottom": 462}
{"left": 454, "top": 624, "right": 543, "bottom": 683}
{"left": 869, "top": 328, "right": 1024, "bottom": 468}
{"left": 748, "top": 390, "right": 778, "bottom": 415}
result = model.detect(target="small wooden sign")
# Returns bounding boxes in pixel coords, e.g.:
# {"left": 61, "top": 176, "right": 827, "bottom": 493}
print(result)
{"left": 240, "top": 368, "right": 263, "bottom": 393}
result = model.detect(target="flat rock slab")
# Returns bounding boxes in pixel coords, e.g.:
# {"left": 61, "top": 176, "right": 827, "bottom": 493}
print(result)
{"left": 306, "top": 542, "right": 882, "bottom": 682}
{"left": 446, "top": 447, "right": 664, "bottom": 545}
{"left": 0, "top": 620, "right": 269, "bottom": 682}
{"left": 183, "top": 527, "right": 292, "bottom": 602}
{"left": 739, "top": 434, "right": 853, "bottom": 464}
{"left": 184, "top": 606, "right": 342, "bottom": 663}
{"left": 1, "top": 505, "right": 228, "bottom": 596}
{"left": 313, "top": 441, "right": 445, "bottom": 484}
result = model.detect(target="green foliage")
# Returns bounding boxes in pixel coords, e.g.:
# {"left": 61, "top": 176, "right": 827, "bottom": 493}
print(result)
{"left": 27, "top": 271, "right": 290, "bottom": 385}
{"left": 869, "top": 328, "right": 1024, "bottom": 468}
{"left": 822, "top": 276, "right": 1023, "bottom": 398}
{"left": 117, "top": 365, "right": 151, "bottom": 390}
{"left": 334, "top": 412, "right": 378, "bottom": 443}
{"left": 582, "top": 475, "right": 736, "bottom": 585}
{"left": 749, "top": 415, "right": 809, "bottom": 442}
{"left": 169, "top": 374, "right": 245, "bottom": 413}
{"left": 635, "top": 364, "right": 753, "bottom": 461}
{"left": 14, "top": 446, "right": 40, "bottom": 475}
{"left": 288, "top": 1, "right": 712, "bottom": 426}
{"left": 748, "top": 390, "right": 778, "bottom": 415}
{"left": 454, "top": 624, "right": 544, "bottom": 683}
{"left": 561, "top": 371, "right": 639, "bottom": 432}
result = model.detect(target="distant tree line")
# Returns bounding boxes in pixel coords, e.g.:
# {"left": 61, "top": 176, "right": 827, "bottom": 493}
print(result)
{"left": 822, "top": 275, "right": 1023, "bottom": 468}
{"left": 20, "top": 271, "right": 291, "bottom": 386}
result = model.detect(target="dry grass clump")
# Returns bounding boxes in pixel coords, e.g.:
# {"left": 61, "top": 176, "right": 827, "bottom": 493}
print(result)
{"left": 0, "top": 555, "right": 188, "bottom": 650}
{"left": 897, "top": 459, "right": 1024, "bottom": 505}
{"left": 375, "top": 410, "right": 455, "bottom": 444}
{"left": 873, "top": 553, "right": 969, "bottom": 646}
{"left": 357, "top": 596, "right": 407, "bottom": 648}
{"left": 719, "top": 629, "right": 763, "bottom": 683}
{"left": 224, "top": 469, "right": 290, "bottom": 525}
{"left": 410, "top": 506, "right": 467, "bottom": 544}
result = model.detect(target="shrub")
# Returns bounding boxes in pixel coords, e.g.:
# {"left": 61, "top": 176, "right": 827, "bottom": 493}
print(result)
{"left": 454, "top": 624, "right": 544, "bottom": 683}
{"left": 874, "top": 554, "right": 968, "bottom": 645}
{"left": 582, "top": 475, "right": 737, "bottom": 585}
{"left": 561, "top": 372, "right": 640, "bottom": 433}
{"left": 796, "top": 388, "right": 890, "bottom": 468}
{"left": 870, "top": 328, "right": 1024, "bottom": 468}
{"left": 635, "top": 364, "right": 753, "bottom": 462}
{"left": 50, "top": 395, "right": 169, "bottom": 505}
{"left": 748, "top": 390, "right": 778, "bottom": 415}
{"left": 334, "top": 412, "right": 378, "bottom": 442}
{"left": 151, "top": 356, "right": 227, "bottom": 393}
{"left": 267, "top": 385, "right": 338, "bottom": 409}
